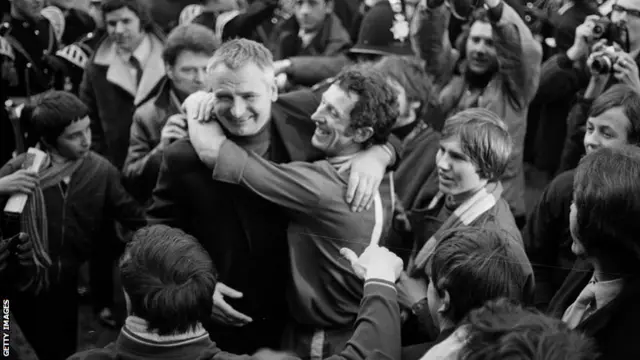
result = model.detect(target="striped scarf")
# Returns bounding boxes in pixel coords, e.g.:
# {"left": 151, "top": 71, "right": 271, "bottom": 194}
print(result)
{"left": 408, "top": 182, "right": 503, "bottom": 277}
{"left": 20, "top": 154, "right": 84, "bottom": 293}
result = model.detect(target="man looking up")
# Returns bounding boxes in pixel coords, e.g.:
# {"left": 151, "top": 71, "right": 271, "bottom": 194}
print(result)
{"left": 148, "top": 38, "right": 399, "bottom": 354}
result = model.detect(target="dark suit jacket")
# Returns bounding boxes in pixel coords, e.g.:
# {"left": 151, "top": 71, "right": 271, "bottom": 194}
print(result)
{"left": 147, "top": 89, "right": 323, "bottom": 353}
{"left": 123, "top": 77, "right": 181, "bottom": 204}
{"left": 547, "top": 259, "right": 640, "bottom": 359}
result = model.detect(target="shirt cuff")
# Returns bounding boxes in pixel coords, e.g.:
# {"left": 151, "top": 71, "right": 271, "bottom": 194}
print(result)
{"left": 364, "top": 279, "right": 398, "bottom": 297}
{"left": 212, "top": 140, "right": 248, "bottom": 184}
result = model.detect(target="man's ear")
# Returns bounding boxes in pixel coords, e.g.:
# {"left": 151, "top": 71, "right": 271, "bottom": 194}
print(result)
{"left": 165, "top": 63, "right": 175, "bottom": 81}
{"left": 353, "top": 126, "right": 374, "bottom": 144}
{"left": 438, "top": 288, "right": 451, "bottom": 314}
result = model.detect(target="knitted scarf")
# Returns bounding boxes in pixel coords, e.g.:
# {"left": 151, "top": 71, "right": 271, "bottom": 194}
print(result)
{"left": 20, "top": 154, "right": 84, "bottom": 293}
{"left": 408, "top": 182, "right": 503, "bottom": 277}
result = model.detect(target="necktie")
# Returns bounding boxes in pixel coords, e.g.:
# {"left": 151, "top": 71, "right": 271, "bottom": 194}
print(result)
{"left": 562, "top": 280, "right": 597, "bottom": 329}
{"left": 129, "top": 56, "right": 143, "bottom": 87}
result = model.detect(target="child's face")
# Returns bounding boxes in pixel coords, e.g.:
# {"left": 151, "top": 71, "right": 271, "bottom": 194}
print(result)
{"left": 54, "top": 116, "right": 92, "bottom": 160}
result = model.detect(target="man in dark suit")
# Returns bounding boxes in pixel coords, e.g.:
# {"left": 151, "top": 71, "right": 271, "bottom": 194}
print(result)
{"left": 147, "top": 38, "right": 398, "bottom": 354}
{"left": 547, "top": 146, "right": 640, "bottom": 359}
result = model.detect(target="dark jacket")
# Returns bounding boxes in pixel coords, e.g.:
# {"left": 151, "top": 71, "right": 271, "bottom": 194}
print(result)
{"left": 192, "top": 0, "right": 279, "bottom": 44}
{"left": 547, "top": 259, "right": 640, "bottom": 360}
{"left": 0, "top": 152, "right": 145, "bottom": 276}
{"left": 1, "top": 15, "right": 63, "bottom": 97}
{"left": 123, "top": 78, "right": 181, "bottom": 204}
{"left": 528, "top": 52, "right": 589, "bottom": 174}
{"left": 393, "top": 115, "right": 444, "bottom": 211}
{"left": 271, "top": 13, "right": 351, "bottom": 61}
{"left": 0, "top": 151, "right": 145, "bottom": 360}
{"left": 79, "top": 33, "right": 165, "bottom": 169}
{"left": 524, "top": 169, "right": 576, "bottom": 309}
{"left": 66, "top": 280, "right": 401, "bottom": 360}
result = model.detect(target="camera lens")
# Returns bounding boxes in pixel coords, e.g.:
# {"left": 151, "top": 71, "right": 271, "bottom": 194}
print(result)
{"left": 591, "top": 56, "right": 612, "bottom": 74}
{"left": 593, "top": 24, "right": 604, "bottom": 35}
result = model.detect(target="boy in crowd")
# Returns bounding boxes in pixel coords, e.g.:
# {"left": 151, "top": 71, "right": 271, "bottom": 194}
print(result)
{"left": 401, "top": 227, "right": 533, "bottom": 360}
{"left": 0, "top": 91, "right": 145, "bottom": 360}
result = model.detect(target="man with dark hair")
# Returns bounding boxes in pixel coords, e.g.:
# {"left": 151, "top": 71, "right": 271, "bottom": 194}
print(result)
{"left": 401, "top": 227, "right": 533, "bottom": 359}
{"left": 69, "top": 224, "right": 218, "bottom": 360}
{"left": 151, "top": 38, "right": 399, "bottom": 354}
{"left": 525, "top": 84, "right": 640, "bottom": 309}
{"left": 0, "top": 90, "right": 145, "bottom": 360}
{"left": 188, "top": 67, "right": 397, "bottom": 358}
{"left": 547, "top": 146, "right": 640, "bottom": 359}
{"left": 80, "top": 0, "right": 165, "bottom": 170}
{"left": 123, "top": 23, "right": 219, "bottom": 204}
{"left": 428, "top": 298, "right": 598, "bottom": 360}
{"left": 412, "top": 0, "right": 542, "bottom": 225}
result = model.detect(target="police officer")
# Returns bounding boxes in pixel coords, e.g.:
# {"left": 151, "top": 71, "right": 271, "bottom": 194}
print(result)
{"left": 1, "top": 0, "right": 69, "bottom": 160}
{"left": 1, "top": 0, "right": 65, "bottom": 99}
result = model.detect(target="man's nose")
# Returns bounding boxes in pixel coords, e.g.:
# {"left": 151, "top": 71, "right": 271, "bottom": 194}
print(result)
{"left": 584, "top": 132, "right": 599, "bottom": 149}
{"left": 298, "top": 3, "right": 312, "bottom": 15}
{"left": 437, "top": 154, "right": 450, "bottom": 170}
{"left": 194, "top": 68, "right": 206, "bottom": 84}
{"left": 230, "top": 98, "right": 247, "bottom": 117}
{"left": 115, "top": 22, "right": 126, "bottom": 33}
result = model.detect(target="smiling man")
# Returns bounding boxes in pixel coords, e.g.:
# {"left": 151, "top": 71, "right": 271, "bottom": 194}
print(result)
{"left": 186, "top": 67, "right": 397, "bottom": 358}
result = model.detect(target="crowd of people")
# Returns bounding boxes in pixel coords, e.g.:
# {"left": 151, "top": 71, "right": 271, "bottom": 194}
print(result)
{"left": 0, "top": 0, "right": 639, "bottom": 359}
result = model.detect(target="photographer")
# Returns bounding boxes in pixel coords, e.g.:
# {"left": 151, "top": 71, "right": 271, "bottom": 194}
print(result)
{"left": 558, "top": 2, "right": 640, "bottom": 172}
{"left": 532, "top": 1, "right": 640, "bottom": 174}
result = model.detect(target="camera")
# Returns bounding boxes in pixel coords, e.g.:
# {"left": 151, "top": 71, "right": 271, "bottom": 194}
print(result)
{"left": 588, "top": 18, "right": 629, "bottom": 74}
{"left": 590, "top": 46, "right": 620, "bottom": 74}
{"left": 592, "top": 17, "right": 629, "bottom": 48}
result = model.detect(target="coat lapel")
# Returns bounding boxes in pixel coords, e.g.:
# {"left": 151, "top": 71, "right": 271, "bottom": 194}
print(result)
{"left": 94, "top": 41, "right": 138, "bottom": 98}
{"left": 134, "top": 35, "right": 165, "bottom": 106}
{"left": 92, "top": 34, "right": 164, "bottom": 105}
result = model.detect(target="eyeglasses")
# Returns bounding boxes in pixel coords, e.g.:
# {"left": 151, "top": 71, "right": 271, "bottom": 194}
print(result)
{"left": 612, "top": 4, "right": 640, "bottom": 19}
